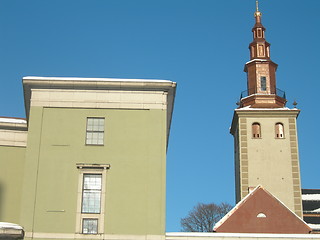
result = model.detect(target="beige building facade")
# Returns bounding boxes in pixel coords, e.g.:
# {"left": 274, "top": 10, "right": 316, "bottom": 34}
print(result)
{"left": 230, "top": 4, "right": 303, "bottom": 217}
{"left": 231, "top": 109, "right": 302, "bottom": 217}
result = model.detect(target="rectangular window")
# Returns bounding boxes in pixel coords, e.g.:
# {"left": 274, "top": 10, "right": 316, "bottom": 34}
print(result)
{"left": 82, "top": 174, "right": 102, "bottom": 213}
{"left": 86, "top": 117, "right": 105, "bottom": 145}
{"left": 257, "top": 29, "right": 262, "bottom": 38}
{"left": 76, "top": 164, "right": 110, "bottom": 235}
{"left": 260, "top": 76, "right": 267, "bottom": 91}
{"left": 258, "top": 45, "right": 265, "bottom": 57}
{"left": 82, "top": 219, "right": 98, "bottom": 234}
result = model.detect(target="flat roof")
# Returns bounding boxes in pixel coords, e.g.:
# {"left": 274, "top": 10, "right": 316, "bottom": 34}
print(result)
{"left": 0, "top": 117, "right": 27, "bottom": 124}
{"left": 23, "top": 76, "right": 174, "bottom": 83}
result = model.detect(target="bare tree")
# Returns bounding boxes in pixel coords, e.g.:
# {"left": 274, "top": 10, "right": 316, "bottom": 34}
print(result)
{"left": 181, "top": 202, "right": 232, "bottom": 232}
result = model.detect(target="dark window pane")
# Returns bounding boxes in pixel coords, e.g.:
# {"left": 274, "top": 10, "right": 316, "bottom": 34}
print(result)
{"left": 261, "top": 77, "right": 267, "bottom": 91}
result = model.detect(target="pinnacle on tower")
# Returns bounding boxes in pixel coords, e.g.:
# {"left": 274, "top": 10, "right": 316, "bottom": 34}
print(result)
{"left": 240, "top": 2, "right": 287, "bottom": 108}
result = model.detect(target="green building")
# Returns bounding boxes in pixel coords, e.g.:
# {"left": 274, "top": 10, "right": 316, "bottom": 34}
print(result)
{"left": 0, "top": 76, "right": 176, "bottom": 240}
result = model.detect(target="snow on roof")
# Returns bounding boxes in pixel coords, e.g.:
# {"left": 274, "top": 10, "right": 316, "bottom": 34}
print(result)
{"left": 236, "top": 105, "right": 296, "bottom": 111}
{"left": 312, "top": 208, "right": 320, "bottom": 213}
{"left": 304, "top": 209, "right": 320, "bottom": 213}
{"left": 213, "top": 185, "right": 309, "bottom": 232}
{"left": 0, "top": 117, "right": 27, "bottom": 124}
{"left": 302, "top": 194, "right": 320, "bottom": 201}
{"left": 23, "top": 76, "right": 174, "bottom": 83}
{"left": 0, "top": 222, "right": 23, "bottom": 230}
{"left": 308, "top": 224, "right": 320, "bottom": 231}
{"left": 213, "top": 185, "right": 260, "bottom": 231}
{"left": 246, "top": 58, "right": 269, "bottom": 65}
{"left": 166, "top": 232, "right": 320, "bottom": 239}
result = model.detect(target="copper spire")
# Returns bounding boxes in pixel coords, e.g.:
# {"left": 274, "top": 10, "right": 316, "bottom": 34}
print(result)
{"left": 250, "top": 1, "right": 268, "bottom": 60}
{"left": 254, "top": 0, "right": 262, "bottom": 25}
{"left": 240, "top": 1, "right": 287, "bottom": 108}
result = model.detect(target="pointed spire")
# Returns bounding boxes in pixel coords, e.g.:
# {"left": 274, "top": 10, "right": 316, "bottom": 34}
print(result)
{"left": 240, "top": 1, "right": 287, "bottom": 108}
{"left": 250, "top": 0, "right": 268, "bottom": 60}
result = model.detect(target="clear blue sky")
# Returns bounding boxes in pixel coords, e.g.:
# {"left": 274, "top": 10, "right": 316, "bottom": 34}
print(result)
{"left": 0, "top": 0, "right": 319, "bottom": 232}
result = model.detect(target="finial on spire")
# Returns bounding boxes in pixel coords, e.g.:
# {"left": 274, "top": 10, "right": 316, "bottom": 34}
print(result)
{"left": 254, "top": 0, "right": 262, "bottom": 18}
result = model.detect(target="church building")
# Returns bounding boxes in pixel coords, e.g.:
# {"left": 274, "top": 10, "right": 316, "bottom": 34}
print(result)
{"left": 1, "top": 1, "right": 320, "bottom": 240}
{"left": 230, "top": 1, "right": 302, "bottom": 218}
{"left": 171, "top": 1, "right": 319, "bottom": 238}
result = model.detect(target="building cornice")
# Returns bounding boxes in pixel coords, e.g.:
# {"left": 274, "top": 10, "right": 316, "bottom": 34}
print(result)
{"left": 22, "top": 76, "right": 177, "bottom": 145}
{"left": 235, "top": 107, "right": 300, "bottom": 117}
{"left": 0, "top": 117, "right": 28, "bottom": 131}
{"left": 230, "top": 107, "right": 300, "bottom": 135}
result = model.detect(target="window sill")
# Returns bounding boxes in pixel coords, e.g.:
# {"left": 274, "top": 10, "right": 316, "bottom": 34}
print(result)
{"left": 85, "top": 144, "right": 104, "bottom": 146}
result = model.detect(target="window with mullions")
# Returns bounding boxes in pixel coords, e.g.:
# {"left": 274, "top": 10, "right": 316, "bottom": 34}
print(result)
{"left": 260, "top": 76, "right": 267, "bottom": 91}
{"left": 76, "top": 164, "right": 109, "bottom": 235}
{"left": 82, "top": 218, "right": 98, "bottom": 234}
{"left": 82, "top": 174, "right": 102, "bottom": 213}
{"left": 86, "top": 118, "right": 105, "bottom": 145}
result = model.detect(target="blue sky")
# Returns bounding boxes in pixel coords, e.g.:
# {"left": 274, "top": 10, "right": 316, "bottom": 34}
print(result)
{"left": 1, "top": 0, "right": 320, "bottom": 232}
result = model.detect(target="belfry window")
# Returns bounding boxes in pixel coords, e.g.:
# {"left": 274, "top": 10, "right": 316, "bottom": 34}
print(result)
{"left": 252, "top": 123, "right": 261, "bottom": 138}
{"left": 258, "top": 45, "right": 265, "bottom": 57}
{"left": 260, "top": 76, "right": 267, "bottom": 91}
{"left": 257, "top": 28, "right": 262, "bottom": 38}
{"left": 275, "top": 123, "right": 285, "bottom": 138}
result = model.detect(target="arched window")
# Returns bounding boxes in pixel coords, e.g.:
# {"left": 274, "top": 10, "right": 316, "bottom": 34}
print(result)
{"left": 275, "top": 123, "right": 284, "bottom": 138}
{"left": 252, "top": 123, "right": 261, "bottom": 138}
{"left": 257, "top": 213, "right": 267, "bottom": 218}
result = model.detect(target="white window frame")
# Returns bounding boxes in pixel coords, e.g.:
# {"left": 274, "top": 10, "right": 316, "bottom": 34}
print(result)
{"left": 75, "top": 164, "right": 110, "bottom": 235}
{"left": 86, "top": 117, "right": 105, "bottom": 146}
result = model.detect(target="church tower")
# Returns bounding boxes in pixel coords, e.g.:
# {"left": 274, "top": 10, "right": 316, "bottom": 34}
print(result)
{"left": 230, "top": 2, "right": 303, "bottom": 217}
